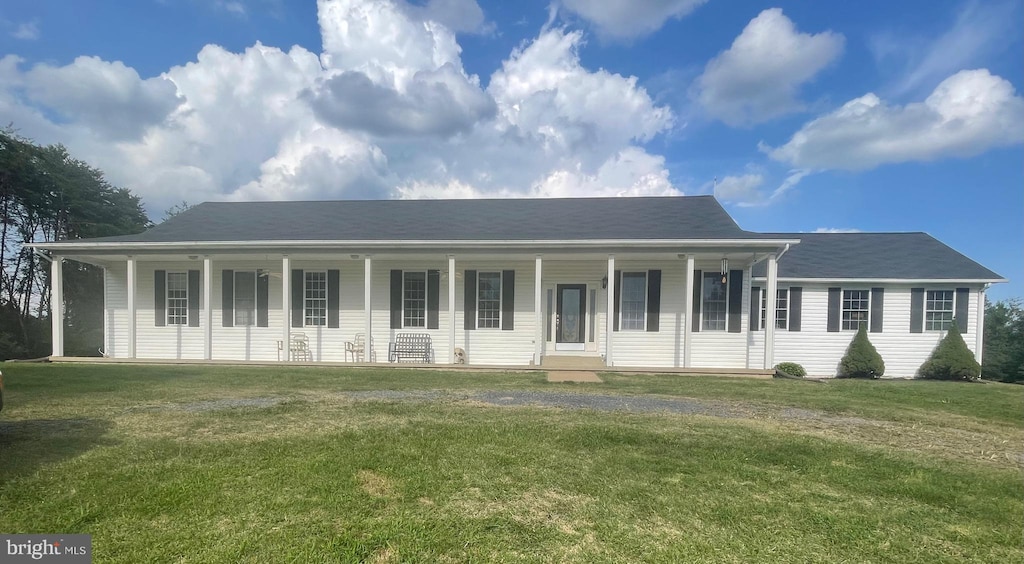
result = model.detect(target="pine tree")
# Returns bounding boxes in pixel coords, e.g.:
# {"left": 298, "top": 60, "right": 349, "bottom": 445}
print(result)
{"left": 838, "top": 324, "right": 885, "bottom": 378}
{"left": 918, "top": 319, "right": 981, "bottom": 380}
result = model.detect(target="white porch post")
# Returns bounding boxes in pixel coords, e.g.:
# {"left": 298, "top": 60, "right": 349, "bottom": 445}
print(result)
{"left": 605, "top": 254, "right": 615, "bottom": 366}
{"left": 976, "top": 286, "right": 987, "bottom": 367}
{"left": 364, "top": 255, "right": 373, "bottom": 362}
{"left": 764, "top": 254, "right": 778, "bottom": 370}
{"left": 127, "top": 257, "right": 137, "bottom": 358}
{"left": 50, "top": 255, "right": 64, "bottom": 357}
{"left": 683, "top": 254, "right": 694, "bottom": 368}
{"left": 534, "top": 255, "right": 543, "bottom": 365}
{"left": 282, "top": 255, "right": 291, "bottom": 360}
{"left": 203, "top": 257, "right": 212, "bottom": 360}
{"left": 448, "top": 255, "right": 456, "bottom": 364}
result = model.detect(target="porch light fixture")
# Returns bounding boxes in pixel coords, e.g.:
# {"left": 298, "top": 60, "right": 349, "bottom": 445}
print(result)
{"left": 721, "top": 258, "right": 728, "bottom": 284}
{"left": 601, "top": 276, "right": 608, "bottom": 289}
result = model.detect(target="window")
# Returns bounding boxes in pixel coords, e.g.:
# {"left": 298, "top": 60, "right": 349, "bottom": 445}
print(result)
{"left": 842, "top": 289, "right": 869, "bottom": 330}
{"left": 304, "top": 271, "right": 327, "bottom": 326}
{"left": 403, "top": 271, "right": 426, "bottom": 328}
{"left": 166, "top": 272, "right": 189, "bottom": 325}
{"left": 620, "top": 272, "right": 647, "bottom": 330}
{"left": 926, "top": 290, "right": 955, "bottom": 331}
{"left": 702, "top": 273, "right": 727, "bottom": 331}
{"left": 477, "top": 272, "right": 501, "bottom": 328}
{"left": 760, "top": 288, "right": 789, "bottom": 330}
{"left": 234, "top": 271, "right": 256, "bottom": 326}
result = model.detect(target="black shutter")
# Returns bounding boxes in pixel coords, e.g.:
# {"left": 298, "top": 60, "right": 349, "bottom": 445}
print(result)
{"left": 727, "top": 270, "right": 743, "bottom": 333}
{"left": 646, "top": 270, "right": 661, "bottom": 332}
{"left": 327, "top": 269, "right": 340, "bottom": 328}
{"left": 427, "top": 270, "right": 440, "bottom": 329}
{"left": 613, "top": 270, "right": 622, "bottom": 331}
{"left": 187, "top": 270, "right": 200, "bottom": 327}
{"left": 789, "top": 287, "right": 802, "bottom": 332}
{"left": 154, "top": 270, "right": 166, "bottom": 327}
{"left": 291, "top": 269, "right": 303, "bottom": 328}
{"left": 691, "top": 270, "right": 702, "bottom": 332}
{"left": 910, "top": 288, "right": 925, "bottom": 333}
{"left": 502, "top": 270, "right": 515, "bottom": 330}
{"left": 749, "top": 287, "right": 761, "bottom": 331}
{"left": 955, "top": 287, "right": 970, "bottom": 332}
{"left": 870, "top": 287, "right": 884, "bottom": 333}
{"left": 222, "top": 270, "right": 234, "bottom": 327}
{"left": 464, "top": 270, "right": 477, "bottom": 330}
{"left": 827, "top": 287, "right": 841, "bottom": 332}
{"left": 390, "top": 270, "right": 403, "bottom": 329}
{"left": 256, "top": 272, "right": 269, "bottom": 327}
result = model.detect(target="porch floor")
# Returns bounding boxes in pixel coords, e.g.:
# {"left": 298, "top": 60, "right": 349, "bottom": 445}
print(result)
{"left": 46, "top": 356, "right": 774, "bottom": 378}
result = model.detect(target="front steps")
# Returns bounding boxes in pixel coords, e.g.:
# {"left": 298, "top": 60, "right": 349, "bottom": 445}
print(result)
{"left": 540, "top": 355, "right": 607, "bottom": 370}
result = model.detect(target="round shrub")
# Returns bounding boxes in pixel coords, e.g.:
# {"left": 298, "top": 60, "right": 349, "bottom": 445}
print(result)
{"left": 918, "top": 320, "right": 981, "bottom": 380}
{"left": 838, "top": 325, "right": 885, "bottom": 379}
{"left": 775, "top": 362, "right": 806, "bottom": 377}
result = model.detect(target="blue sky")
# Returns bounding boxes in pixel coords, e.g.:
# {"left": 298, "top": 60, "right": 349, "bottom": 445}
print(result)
{"left": 1, "top": 0, "right": 1021, "bottom": 299}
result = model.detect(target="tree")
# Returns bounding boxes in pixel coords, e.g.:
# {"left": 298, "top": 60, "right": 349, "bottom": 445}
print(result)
{"left": 918, "top": 320, "right": 981, "bottom": 380}
{"left": 983, "top": 299, "right": 1024, "bottom": 382}
{"left": 0, "top": 127, "right": 151, "bottom": 359}
{"left": 163, "top": 200, "right": 193, "bottom": 221}
{"left": 838, "top": 325, "right": 885, "bottom": 378}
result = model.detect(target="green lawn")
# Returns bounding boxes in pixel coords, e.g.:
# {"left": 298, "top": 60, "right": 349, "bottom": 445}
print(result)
{"left": 1, "top": 363, "right": 1021, "bottom": 563}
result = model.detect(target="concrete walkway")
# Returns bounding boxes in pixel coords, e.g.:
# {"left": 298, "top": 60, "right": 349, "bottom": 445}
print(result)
{"left": 546, "top": 371, "right": 603, "bottom": 383}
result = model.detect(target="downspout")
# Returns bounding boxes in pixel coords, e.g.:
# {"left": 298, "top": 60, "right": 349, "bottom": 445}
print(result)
{"left": 776, "top": 243, "right": 791, "bottom": 262}
{"left": 32, "top": 248, "right": 53, "bottom": 263}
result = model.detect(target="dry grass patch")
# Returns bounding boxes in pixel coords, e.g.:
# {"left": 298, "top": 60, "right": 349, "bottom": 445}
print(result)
{"left": 356, "top": 470, "right": 398, "bottom": 499}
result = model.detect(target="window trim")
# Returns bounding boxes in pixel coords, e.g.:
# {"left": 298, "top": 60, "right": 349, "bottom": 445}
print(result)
{"left": 304, "top": 270, "right": 328, "bottom": 327}
{"left": 924, "top": 289, "right": 955, "bottom": 332}
{"left": 233, "top": 270, "right": 257, "bottom": 327}
{"left": 841, "top": 288, "right": 871, "bottom": 331}
{"left": 476, "top": 271, "right": 502, "bottom": 330}
{"left": 760, "top": 287, "right": 789, "bottom": 330}
{"left": 618, "top": 271, "right": 648, "bottom": 331}
{"left": 166, "top": 271, "right": 189, "bottom": 326}
{"left": 402, "top": 270, "right": 428, "bottom": 329}
{"left": 700, "top": 272, "right": 729, "bottom": 331}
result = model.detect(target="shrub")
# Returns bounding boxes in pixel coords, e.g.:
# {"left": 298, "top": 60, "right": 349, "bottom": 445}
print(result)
{"left": 918, "top": 320, "right": 981, "bottom": 380}
{"left": 775, "top": 362, "right": 806, "bottom": 377}
{"left": 838, "top": 325, "right": 885, "bottom": 379}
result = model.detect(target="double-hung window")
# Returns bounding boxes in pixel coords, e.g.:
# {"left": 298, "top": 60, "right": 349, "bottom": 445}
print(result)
{"left": 403, "top": 271, "right": 427, "bottom": 328}
{"left": 702, "top": 273, "right": 727, "bottom": 331}
{"left": 166, "top": 272, "right": 189, "bottom": 325}
{"left": 760, "top": 288, "right": 788, "bottom": 330}
{"left": 477, "top": 272, "right": 501, "bottom": 329}
{"left": 304, "top": 271, "right": 327, "bottom": 326}
{"left": 842, "top": 289, "right": 870, "bottom": 330}
{"left": 620, "top": 272, "right": 647, "bottom": 331}
{"left": 234, "top": 271, "right": 256, "bottom": 326}
{"left": 925, "top": 290, "right": 955, "bottom": 331}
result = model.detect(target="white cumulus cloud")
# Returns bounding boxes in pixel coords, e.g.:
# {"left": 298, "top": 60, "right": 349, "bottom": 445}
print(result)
{"left": 558, "top": 0, "right": 707, "bottom": 40}
{"left": 764, "top": 69, "right": 1024, "bottom": 170}
{"left": 695, "top": 8, "right": 844, "bottom": 126}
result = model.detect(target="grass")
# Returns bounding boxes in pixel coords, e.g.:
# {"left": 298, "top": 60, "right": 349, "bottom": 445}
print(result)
{"left": 1, "top": 363, "right": 1022, "bottom": 562}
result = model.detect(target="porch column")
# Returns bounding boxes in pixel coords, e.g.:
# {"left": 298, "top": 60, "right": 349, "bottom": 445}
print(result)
{"left": 605, "top": 254, "right": 615, "bottom": 366}
{"left": 976, "top": 286, "right": 986, "bottom": 366}
{"left": 683, "top": 254, "right": 694, "bottom": 368}
{"left": 50, "top": 255, "right": 64, "bottom": 357}
{"left": 448, "top": 255, "right": 456, "bottom": 364}
{"left": 364, "top": 255, "right": 373, "bottom": 362}
{"left": 764, "top": 254, "right": 778, "bottom": 370}
{"left": 281, "top": 255, "right": 290, "bottom": 359}
{"left": 534, "top": 255, "right": 543, "bottom": 365}
{"left": 203, "top": 257, "right": 212, "bottom": 360}
{"left": 127, "top": 256, "right": 137, "bottom": 358}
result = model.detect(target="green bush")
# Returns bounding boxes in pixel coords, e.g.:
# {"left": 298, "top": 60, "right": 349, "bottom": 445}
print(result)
{"left": 838, "top": 325, "right": 885, "bottom": 379}
{"left": 775, "top": 362, "right": 806, "bottom": 377}
{"left": 918, "top": 320, "right": 981, "bottom": 380}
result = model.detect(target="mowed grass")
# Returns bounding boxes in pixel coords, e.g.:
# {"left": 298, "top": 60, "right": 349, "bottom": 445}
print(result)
{"left": 1, "top": 364, "right": 1022, "bottom": 563}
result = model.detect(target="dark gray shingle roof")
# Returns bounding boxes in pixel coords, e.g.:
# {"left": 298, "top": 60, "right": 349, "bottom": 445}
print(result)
{"left": 751, "top": 232, "right": 1003, "bottom": 281}
{"left": 86, "top": 196, "right": 759, "bottom": 242}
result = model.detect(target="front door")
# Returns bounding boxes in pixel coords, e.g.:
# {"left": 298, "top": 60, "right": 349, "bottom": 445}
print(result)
{"left": 555, "top": 284, "right": 587, "bottom": 351}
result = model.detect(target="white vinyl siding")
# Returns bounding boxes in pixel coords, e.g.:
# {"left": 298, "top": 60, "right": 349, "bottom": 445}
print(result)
{"left": 841, "top": 289, "right": 869, "bottom": 330}
{"left": 403, "top": 271, "right": 427, "bottom": 328}
{"left": 234, "top": 271, "right": 256, "bottom": 327}
{"left": 477, "top": 272, "right": 501, "bottom": 329}
{"left": 925, "top": 290, "right": 954, "bottom": 331}
{"left": 166, "top": 272, "right": 188, "bottom": 325}
{"left": 620, "top": 272, "right": 646, "bottom": 331}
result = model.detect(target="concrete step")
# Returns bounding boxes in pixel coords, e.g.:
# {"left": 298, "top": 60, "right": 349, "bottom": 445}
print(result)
{"left": 540, "top": 355, "right": 607, "bottom": 369}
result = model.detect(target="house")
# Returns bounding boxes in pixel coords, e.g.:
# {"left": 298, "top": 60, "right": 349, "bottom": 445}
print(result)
{"left": 30, "top": 196, "right": 1005, "bottom": 377}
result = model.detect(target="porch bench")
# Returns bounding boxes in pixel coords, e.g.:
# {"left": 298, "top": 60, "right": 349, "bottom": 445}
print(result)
{"left": 388, "top": 333, "right": 433, "bottom": 363}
